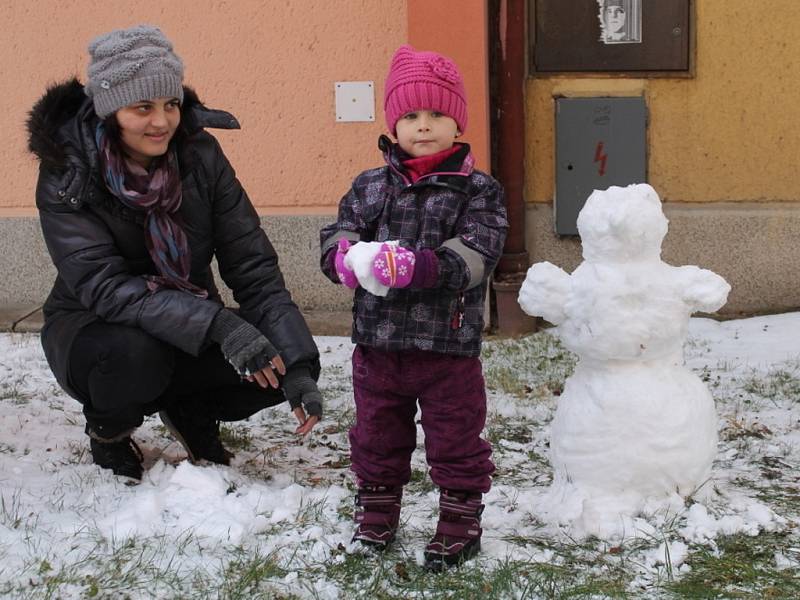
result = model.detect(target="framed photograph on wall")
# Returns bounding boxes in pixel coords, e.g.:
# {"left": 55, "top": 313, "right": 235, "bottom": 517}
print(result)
{"left": 531, "top": 0, "right": 692, "bottom": 73}
{"left": 599, "top": 0, "right": 642, "bottom": 44}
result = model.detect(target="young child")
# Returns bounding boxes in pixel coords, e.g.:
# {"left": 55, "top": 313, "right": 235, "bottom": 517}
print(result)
{"left": 320, "top": 45, "right": 508, "bottom": 570}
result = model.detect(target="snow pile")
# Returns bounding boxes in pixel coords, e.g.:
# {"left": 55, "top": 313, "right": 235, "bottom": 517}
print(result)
{"left": 519, "top": 184, "right": 732, "bottom": 538}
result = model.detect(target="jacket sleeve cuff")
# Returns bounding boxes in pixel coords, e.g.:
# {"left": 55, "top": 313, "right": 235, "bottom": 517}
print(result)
{"left": 440, "top": 237, "right": 486, "bottom": 290}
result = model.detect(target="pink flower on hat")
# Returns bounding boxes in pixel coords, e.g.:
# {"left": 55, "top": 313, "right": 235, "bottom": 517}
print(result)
{"left": 427, "top": 56, "right": 461, "bottom": 84}
{"left": 384, "top": 45, "right": 468, "bottom": 135}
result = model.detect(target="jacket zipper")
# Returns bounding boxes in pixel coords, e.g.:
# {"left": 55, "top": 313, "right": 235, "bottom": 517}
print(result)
{"left": 451, "top": 293, "right": 465, "bottom": 329}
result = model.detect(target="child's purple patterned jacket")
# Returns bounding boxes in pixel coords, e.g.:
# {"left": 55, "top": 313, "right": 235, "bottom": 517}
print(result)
{"left": 320, "top": 136, "right": 508, "bottom": 357}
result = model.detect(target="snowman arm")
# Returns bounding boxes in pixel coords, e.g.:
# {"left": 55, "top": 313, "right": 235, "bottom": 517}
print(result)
{"left": 517, "top": 262, "right": 571, "bottom": 324}
{"left": 679, "top": 266, "right": 731, "bottom": 313}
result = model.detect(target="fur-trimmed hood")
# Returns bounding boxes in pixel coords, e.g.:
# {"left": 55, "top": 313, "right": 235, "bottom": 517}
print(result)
{"left": 27, "top": 78, "right": 240, "bottom": 169}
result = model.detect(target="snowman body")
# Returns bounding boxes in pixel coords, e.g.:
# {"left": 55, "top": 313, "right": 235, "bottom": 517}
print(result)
{"left": 518, "top": 184, "right": 730, "bottom": 537}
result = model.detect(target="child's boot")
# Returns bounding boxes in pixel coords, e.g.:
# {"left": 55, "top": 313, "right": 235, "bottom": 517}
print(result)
{"left": 352, "top": 484, "right": 402, "bottom": 550}
{"left": 424, "top": 489, "right": 484, "bottom": 571}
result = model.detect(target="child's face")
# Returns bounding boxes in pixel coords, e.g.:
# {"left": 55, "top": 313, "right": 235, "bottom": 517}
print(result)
{"left": 395, "top": 110, "right": 460, "bottom": 158}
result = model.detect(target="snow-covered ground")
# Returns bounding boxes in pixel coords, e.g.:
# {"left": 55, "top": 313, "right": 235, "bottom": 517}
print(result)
{"left": 0, "top": 314, "right": 798, "bottom": 598}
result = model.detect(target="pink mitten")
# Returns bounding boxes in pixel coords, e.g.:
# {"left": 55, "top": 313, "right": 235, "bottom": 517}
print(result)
{"left": 334, "top": 239, "right": 359, "bottom": 289}
{"left": 372, "top": 243, "right": 416, "bottom": 288}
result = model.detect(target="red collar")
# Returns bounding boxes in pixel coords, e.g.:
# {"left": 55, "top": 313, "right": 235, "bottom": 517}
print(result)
{"left": 401, "top": 145, "right": 462, "bottom": 183}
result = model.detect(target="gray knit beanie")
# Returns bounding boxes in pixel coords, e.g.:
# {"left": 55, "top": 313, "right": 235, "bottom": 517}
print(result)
{"left": 85, "top": 24, "right": 184, "bottom": 118}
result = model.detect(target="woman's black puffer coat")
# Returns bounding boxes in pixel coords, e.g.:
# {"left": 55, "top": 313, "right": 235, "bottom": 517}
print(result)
{"left": 27, "top": 79, "right": 319, "bottom": 397}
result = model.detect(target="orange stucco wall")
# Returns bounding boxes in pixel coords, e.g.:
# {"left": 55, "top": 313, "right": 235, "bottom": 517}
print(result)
{"left": 2, "top": 1, "right": 492, "bottom": 218}
{"left": 1, "top": 1, "right": 408, "bottom": 215}
{"left": 407, "top": 0, "right": 490, "bottom": 172}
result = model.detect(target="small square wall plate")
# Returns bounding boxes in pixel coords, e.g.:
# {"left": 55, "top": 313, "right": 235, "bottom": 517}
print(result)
{"left": 335, "top": 81, "right": 375, "bottom": 122}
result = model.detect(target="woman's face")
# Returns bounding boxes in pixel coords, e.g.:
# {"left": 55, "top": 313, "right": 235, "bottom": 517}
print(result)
{"left": 115, "top": 97, "right": 181, "bottom": 167}
{"left": 604, "top": 5, "right": 626, "bottom": 34}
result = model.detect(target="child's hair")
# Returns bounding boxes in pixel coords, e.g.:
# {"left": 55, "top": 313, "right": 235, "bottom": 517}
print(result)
{"left": 383, "top": 45, "right": 467, "bottom": 135}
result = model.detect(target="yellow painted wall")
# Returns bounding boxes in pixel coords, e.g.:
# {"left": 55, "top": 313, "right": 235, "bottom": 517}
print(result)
{"left": 527, "top": 0, "right": 800, "bottom": 204}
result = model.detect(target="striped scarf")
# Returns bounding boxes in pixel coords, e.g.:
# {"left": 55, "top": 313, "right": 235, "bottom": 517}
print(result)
{"left": 95, "top": 123, "right": 207, "bottom": 298}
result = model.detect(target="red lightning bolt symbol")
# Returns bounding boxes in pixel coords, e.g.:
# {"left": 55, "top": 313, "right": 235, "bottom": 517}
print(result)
{"left": 594, "top": 141, "right": 607, "bottom": 176}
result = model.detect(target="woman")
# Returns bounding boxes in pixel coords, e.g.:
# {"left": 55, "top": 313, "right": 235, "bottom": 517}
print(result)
{"left": 27, "top": 24, "right": 322, "bottom": 481}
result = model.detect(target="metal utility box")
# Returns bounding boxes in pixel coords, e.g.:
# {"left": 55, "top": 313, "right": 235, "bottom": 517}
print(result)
{"left": 555, "top": 97, "right": 647, "bottom": 235}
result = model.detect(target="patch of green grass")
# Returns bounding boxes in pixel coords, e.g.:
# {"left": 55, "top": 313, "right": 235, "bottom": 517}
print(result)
{"left": 0, "top": 489, "right": 24, "bottom": 529}
{"left": 407, "top": 467, "right": 436, "bottom": 495}
{"left": 218, "top": 547, "right": 291, "bottom": 600}
{"left": 323, "top": 549, "right": 401, "bottom": 597}
{"left": 485, "top": 414, "right": 533, "bottom": 446}
{"left": 733, "top": 474, "right": 800, "bottom": 515}
{"left": 325, "top": 405, "right": 356, "bottom": 436}
{"left": 295, "top": 495, "right": 332, "bottom": 526}
{"left": 667, "top": 532, "right": 800, "bottom": 599}
{"left": 720, "top": 417, "right": 773, "bottom": 442}
{"left": 484, "top": 364, "right": 533, "bottom": 397}
{"left": 11, "top": 535, "right": 196, "bottom": 599}
{"left": 219, "top": 423, "right": 254, "bottom": 452}
{"left": 482, "top": 333, "right": 576, "bottom": 399}
{"left": 0, "top": 375, "right": 33, "bottom": 404}
{"left": 741, "top": 363, "right": 800, "bottom": 404}
{"left": 324, "top": 551, "right": 634, "bottom": 600}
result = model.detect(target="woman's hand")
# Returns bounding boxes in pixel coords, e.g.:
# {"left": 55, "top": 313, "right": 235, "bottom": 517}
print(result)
{"left": 282, "top": 368, "right": 323, "bottom": 436}
{"left": 293, "top": 406, "right": 320, "bottom": 436}
{"left": 246, "top": 354, "right": 286, "bottom": 388}
{"left": 209, "top": 309, "right": 286, "bottom": 385}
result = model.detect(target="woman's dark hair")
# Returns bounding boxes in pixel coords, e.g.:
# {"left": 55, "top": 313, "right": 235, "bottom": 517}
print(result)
{"left": 101, "top": 113, "right": 123, "bottom": 145}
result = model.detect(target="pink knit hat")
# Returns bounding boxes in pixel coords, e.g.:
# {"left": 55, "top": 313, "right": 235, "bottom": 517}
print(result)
{"left": 384, "top": 45, "right": 468, "bottom": 135}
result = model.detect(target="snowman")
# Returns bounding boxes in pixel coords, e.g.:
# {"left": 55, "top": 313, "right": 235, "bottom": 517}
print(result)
{"left": 518, "top": 184, "right": 730, "bottom": 538}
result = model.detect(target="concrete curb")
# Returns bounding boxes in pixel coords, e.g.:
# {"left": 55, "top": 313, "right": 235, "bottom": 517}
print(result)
{"left": 0, "top": 305, "right": 44, "bottom": 333}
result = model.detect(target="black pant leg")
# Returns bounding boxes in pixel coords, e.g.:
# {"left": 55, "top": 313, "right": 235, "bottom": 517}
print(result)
{"left": 68, "top": 322, "right": 289, "bottom": 439}
{"left": 68, "top": 322, "right": 176, "bottom": 439}
{"left": 162, "top": 343, "right": 287, "bottom": 421}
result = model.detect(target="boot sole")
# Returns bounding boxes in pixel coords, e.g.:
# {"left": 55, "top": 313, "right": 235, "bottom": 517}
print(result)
{"left": 352, "top": 534, "right": 395, "bottom": 552}
{"left": 424, "top": 539, "right": 481, "bottom": 572}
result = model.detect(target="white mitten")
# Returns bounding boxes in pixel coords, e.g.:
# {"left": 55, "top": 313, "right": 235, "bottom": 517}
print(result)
{"left": 345, "top": 241, "right": 391, "bottom": 296}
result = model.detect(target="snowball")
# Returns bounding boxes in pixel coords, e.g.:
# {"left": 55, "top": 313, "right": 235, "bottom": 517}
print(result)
{"left": 344, "top": 241, "right": 391, "bottom": 296}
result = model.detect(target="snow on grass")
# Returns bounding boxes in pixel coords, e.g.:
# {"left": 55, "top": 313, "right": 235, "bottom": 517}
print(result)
{"left": 0, "top": 317, "right": 798, "bottom": 598}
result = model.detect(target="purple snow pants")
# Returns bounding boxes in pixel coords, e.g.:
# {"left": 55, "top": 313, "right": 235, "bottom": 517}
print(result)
{"left": 349, "top": 345, "right": 494, "bottom": 493}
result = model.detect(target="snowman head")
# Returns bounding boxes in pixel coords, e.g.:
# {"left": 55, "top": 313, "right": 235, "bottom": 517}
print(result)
{"left": 577, "top": 183, "right": 668, "bottom": 263}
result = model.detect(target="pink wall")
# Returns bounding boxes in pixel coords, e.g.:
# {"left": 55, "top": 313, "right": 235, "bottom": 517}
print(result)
{"left": 1, "top": 1, "right": 407, "bottom": 215}
{"left": 408, "top": 0, "right": 490, "bottom": 172}
{"left": 2, "top": 1, "right": 491, "bottom": 216}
